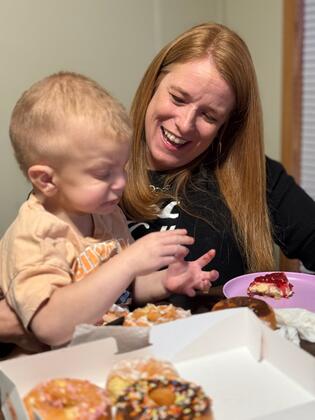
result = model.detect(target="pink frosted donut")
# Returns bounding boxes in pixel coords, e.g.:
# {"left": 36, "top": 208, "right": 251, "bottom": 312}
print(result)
{"left": 23, "top": 378, "right": 111, "bottom": 419}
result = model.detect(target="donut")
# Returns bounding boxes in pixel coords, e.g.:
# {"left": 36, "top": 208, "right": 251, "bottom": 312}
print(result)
{"left": 101, "top": 304, "right": 130, "bottom": 325}
{"left": 114, "top": 377, "right": 213, "bottom": 420}
{"left": 211, "top": 296, "right": 277, "bottom": 329}
{"left": 106, "top": 358, "right": 179, "bottom": 403}
{"left": 23, "top": 378, "right": 111, "bottom": 419}
{"left": 123, "top": 304, "right": 191, "bottom": 327}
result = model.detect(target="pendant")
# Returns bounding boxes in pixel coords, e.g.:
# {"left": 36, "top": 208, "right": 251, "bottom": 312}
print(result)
{"left": 149, "top": 184, "right": 170, "bottom": 193}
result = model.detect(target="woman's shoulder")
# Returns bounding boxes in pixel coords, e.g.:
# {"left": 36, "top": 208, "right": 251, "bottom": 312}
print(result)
{"left": 265, "top": 156, "right": 286, "bottom": 177}
{"left": 265, "top": 156, "right": 315, "bottom": 210}
{"left": 265, "top": 156, "right": 294, "bottom": 192}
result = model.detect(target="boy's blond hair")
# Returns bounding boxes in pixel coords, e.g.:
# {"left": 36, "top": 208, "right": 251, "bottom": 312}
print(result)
{"left": 9, "top": 71, "right": 132, "bottom": 177}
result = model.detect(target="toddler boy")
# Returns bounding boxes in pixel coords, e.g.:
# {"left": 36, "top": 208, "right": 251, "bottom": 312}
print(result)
{"left": 0, "top": 72, "right": 217, "bottom": 348}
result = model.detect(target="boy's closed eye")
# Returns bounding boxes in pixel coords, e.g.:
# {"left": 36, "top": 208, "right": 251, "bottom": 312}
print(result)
{"left": 92, "top": 170, "right": 110, "bottom": 180}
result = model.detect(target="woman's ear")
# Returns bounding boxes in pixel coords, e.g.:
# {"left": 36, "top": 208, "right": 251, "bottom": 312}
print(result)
{"left": 28, "top": 165, "right": 57, "bottom": 197}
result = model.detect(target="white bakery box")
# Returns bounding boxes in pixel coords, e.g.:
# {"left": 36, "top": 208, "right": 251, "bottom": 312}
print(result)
{"left": 0, "top": 308, "right": 315, "bottom": 420}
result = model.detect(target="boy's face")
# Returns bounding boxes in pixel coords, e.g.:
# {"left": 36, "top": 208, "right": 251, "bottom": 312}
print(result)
{"left": 52, "top": 121, "right": 130, "bottom": 216}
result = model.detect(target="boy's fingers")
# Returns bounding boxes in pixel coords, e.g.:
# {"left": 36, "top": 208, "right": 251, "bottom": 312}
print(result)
{"left": 210, "top": 270, "right": 219, "bottom": 282}
{"left": 195, "top": 249, "right": 216, "bottom": 267}
{"left": 200, "top": 270, "right": 219, "bottom": 284}
{"left": 174, "top": 246, "right": 189, "bottom": 258}
{"left": 185, "top": 287, "right": 196, "bottom": 297}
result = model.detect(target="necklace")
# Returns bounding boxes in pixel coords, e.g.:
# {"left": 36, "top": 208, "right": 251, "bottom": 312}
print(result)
{"left": 149, "top": 184, "right": 170, "bottom": 193}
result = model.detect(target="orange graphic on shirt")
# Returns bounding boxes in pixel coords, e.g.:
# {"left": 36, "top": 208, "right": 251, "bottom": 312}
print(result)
{"left": 71, "top": 239, "right": 125, "bottom": 281}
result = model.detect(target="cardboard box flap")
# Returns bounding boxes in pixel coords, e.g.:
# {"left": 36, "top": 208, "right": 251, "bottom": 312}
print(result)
{"left": 0, "top": 337, "right": 118, "bottom": 395}
{"left": 150, "top": 308, "right": 263, "bottom": 362}
{"left": 252, "top": 400, "right": 315, "bottom": 420}
{"left": 0, "top": 371, "right": 28, "bottom": 420}
{"left": 262, "top": 323, "right": 315, "bottom": 395}
{"left": 70, "top": 323, "right": 151, "bottom": 353}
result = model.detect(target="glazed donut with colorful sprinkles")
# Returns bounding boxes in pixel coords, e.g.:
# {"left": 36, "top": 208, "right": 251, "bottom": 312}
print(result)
{"left": 114, "top": 377, "right": 213, "bottom": 419}
{"left": 23, "top": 378, "right": 111, "bottom": 419}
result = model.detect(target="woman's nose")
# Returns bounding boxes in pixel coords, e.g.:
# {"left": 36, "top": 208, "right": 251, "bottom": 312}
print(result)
{"left": 176, "top": 106, "right": 196, "bottom": 133}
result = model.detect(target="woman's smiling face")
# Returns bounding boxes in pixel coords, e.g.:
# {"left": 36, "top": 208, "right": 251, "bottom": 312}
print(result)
{"left": 144, "top": 56, "right": 235, "bottom": 170}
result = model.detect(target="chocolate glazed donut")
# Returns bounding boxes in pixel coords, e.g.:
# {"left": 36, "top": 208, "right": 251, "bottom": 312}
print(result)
{"left": 115, "top": 377, "right": 213, "bottom": 420}
{"left": 212, "top": 296, "right": 277, "bottom": 329}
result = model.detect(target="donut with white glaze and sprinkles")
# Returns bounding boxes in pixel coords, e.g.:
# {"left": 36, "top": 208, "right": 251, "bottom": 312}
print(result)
{"left": 114, "top": 377, "right": 213, "bottom": 420}
{"left": 107, "top": 357, "right": 179, "bottom": 403}
{"left": 23, "top": 378, "right": 111, "bottom": 419}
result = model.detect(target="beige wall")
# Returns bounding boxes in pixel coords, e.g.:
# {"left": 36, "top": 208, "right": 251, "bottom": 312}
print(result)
{"left": 0, "top": 0, "right": 282, "bottom": 235}
{"left": 223, "top": 0, "right": 283, "bottom": 161}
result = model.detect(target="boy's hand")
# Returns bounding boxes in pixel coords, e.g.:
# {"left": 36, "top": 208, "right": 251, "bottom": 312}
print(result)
{"left": 123, "top": 229, "right": 193, "bottom": 277}
{"left": 163, "top": 249, "right": 219, "bottom": 297}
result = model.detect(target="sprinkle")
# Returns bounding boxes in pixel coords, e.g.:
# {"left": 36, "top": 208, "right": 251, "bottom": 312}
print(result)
{"left": 116, "top": 378, "right": 210, "bottom": 419}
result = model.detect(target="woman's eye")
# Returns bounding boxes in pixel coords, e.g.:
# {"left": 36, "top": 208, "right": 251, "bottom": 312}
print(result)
{"left": 170, "top": 93, "right": 185, "bottom": 105}
{"left": 203, "top": 113, "right": 216, "bottom": 123}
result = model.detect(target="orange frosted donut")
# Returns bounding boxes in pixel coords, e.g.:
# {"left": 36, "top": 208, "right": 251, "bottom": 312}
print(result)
{"left": 101, "top": 304, "right": 130, "bottom": 325}
{"left": 123, "top": 304, "right": 191, "bottom": 327}
{"left": 23, "top": 378, "right": 111, "bottom": 419}
{"left": 106, "top": 358, "right": 179, "bottom": 402}
{"left": 114, "top": 377, "right": 213, "bottom": 420}
{"left": 212, "top": 296, "right": 277, "bottom": 329}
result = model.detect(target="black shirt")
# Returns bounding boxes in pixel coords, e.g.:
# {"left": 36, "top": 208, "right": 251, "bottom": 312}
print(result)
{"left": 128, "top": 157, "right": 315, "bottom": 309}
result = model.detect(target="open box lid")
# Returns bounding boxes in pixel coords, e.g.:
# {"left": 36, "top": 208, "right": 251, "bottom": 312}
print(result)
{"left": 150, "top": 308, "right": 315, "bottom": 394}
{"left": 0, "top": 308, "right": 314, "bottom": 420}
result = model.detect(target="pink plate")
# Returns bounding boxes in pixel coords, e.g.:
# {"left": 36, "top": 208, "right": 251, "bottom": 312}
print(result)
{"left": 223, "top": 272, "right": 315, "bottom": 312}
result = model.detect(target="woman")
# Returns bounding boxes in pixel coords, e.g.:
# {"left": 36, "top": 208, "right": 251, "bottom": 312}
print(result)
{"left": 122, "top": 22, "right": 315, "bottom": 310}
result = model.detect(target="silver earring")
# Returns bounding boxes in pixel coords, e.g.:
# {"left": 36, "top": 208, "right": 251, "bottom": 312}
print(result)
{"left": 218, "top": 141, "right": 222, "bottom": 155}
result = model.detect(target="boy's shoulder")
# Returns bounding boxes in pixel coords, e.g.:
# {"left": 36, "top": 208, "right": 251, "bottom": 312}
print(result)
{"left": 93, "top": 205, "right": 132, "bottom": 244}
{"left": 1, "top": 194, "right": 70, "bottom": 249}
{"left": 94, "top": 205, "right": 126, "bottom": 224}
{"left": 0, "top": 194, "right": 80, "bottom": 280}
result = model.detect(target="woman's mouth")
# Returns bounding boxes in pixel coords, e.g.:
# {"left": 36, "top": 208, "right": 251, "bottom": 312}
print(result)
{"left": 161, "top": 127, "right": 189, "bottom": 148}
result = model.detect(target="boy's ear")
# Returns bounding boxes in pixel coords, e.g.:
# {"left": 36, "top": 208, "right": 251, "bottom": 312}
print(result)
{"left": 28, "top": 165, "right": 57, "bottom": 196}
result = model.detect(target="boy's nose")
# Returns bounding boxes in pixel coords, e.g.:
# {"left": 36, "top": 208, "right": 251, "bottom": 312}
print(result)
{"left": 113, "top": 173, "right": 126, "bottom": 191}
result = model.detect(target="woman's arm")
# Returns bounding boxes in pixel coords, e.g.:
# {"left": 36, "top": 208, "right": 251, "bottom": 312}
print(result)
{"left": 0, "top": 299, "right": 45, "bottom": 353}
{"left": 267, "top": 157, "right": 315, "bottom": 270}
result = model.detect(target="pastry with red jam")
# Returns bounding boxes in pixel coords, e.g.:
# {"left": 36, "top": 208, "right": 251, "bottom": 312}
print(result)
{"left": 247, "top": 272, "right": 293, "bottom": 299}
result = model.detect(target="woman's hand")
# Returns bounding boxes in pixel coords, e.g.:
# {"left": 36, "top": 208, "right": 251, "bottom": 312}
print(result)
{"left": 163, "top": 249, "right": 219, "bottom": 296}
